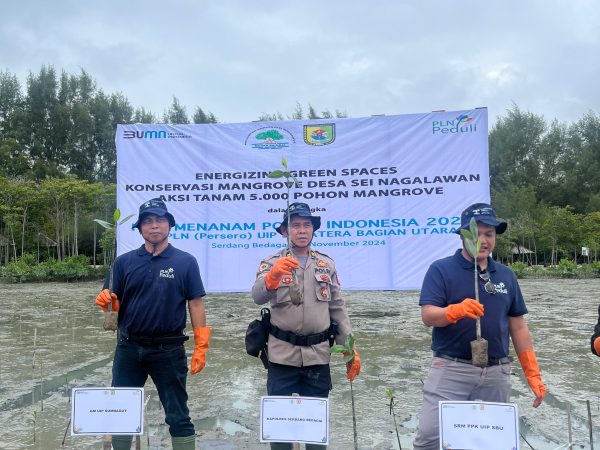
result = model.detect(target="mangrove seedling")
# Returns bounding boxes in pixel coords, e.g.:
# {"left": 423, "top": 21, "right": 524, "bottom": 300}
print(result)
{"left": 386, "top": 388, "right": 402, "bottom": 450}
{"left": 94, "top": 208, "right": 134, "bottom": 331}
{"left": 460, "top": 216, "right": 488, "bottom": 368}
{"left": 331, "top": 334, "right": 359, "bottom": 450}
{"left": 268, "top": 157, "right": 303, "bottom": 305}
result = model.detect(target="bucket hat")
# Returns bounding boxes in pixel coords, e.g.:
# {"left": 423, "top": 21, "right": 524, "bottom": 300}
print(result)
{"left": 275, "top": 202, "right": 321, "bottom": 234}
{"left": 132, "top": 198, "right": 176, "bottom": 230}
{"left": 456, "top": 202, "right": 507, "bottom": 235}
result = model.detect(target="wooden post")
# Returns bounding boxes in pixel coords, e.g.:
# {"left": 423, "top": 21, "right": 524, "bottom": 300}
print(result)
{"left": 567, "top": 403, "right": 572, "bottom": 449}
{"left": 292, "top": 393, "right": 301, "bottom": 450}
{"left": 587, "top": 400, "right": 594, "bottom": 450}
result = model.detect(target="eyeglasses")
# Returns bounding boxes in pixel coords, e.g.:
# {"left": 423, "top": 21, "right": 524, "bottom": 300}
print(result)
{"left": 479, "top": 271, "right": 496, "bottom": 294}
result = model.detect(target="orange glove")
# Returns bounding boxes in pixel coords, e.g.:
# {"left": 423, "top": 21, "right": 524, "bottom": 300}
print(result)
{"left": 95, "top": 289, "right": 119, "bottom": 312}
{"left": 594, "top": 337, "right": 600, "bottom": 356}
{"left": 264, "top": 257, "right": 300, "bottom": 290}
{"left": 344, "top": 349, "right": 361, "bottom": 381}
{"left": 518, "top": 349, "right": 547, "bottom": 408}
{"left": 446, "top": 298, "right": 484, "bottom": 324}
{"left": 190, "top": 327, "right": 211, "bottom": 375}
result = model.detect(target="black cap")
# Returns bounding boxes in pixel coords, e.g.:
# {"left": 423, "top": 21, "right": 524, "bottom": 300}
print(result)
{"left": 131, "top": 198, "right": 176, "bottom": 230}
{"left": 456, "top": 202, "right": 507, "bottom": 235}
{"left": 275, "top": 202, "right": 321, "bottom": 234}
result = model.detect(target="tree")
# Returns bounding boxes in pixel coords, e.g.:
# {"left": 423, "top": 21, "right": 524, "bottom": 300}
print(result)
{"left": 164, "top": 96, "right": 189, "bottom": 124}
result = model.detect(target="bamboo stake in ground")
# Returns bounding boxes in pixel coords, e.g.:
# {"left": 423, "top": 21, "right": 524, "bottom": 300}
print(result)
{"left": 567, "top": 403, "right": 572, "bottom": 450}
{"left": 587, "top": 399, "right": 594, "bottom": 450}
{"left": 460, "top": 217, "right": 488, "bottom": 367}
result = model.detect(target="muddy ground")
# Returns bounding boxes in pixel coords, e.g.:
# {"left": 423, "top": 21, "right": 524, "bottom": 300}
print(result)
{"left": 1, "top": 279, "right": 599, "bottom": 449}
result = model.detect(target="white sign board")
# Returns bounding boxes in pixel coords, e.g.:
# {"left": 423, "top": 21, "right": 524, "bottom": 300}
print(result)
{"left": 116, "top": 109, "right": 489, "bottom": 292}
{"left": 71, "top": 388, "right": 144, "bottom": 436}
{"left": 439, "top": 401, "right": 519, "bottom": 450}
{"left": 260, "top": 396, "right": 328, "bottom": 445}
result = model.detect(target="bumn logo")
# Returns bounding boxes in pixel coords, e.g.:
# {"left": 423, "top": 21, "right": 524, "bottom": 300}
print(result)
{"left": 123, "top": 130, "right": 167, "bottom": 139}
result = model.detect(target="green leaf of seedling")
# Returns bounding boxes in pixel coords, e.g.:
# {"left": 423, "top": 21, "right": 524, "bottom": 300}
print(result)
{"left": 281, "top": 157, "right": 288, "bottom": 169}
{"left": 386, "top": 388, "right": 394, "bottom": 398}
{"left": 118, "top": 214, "right": 135, "bottom": 226}
{"left": 476, "top": 239, "right": 482, "bottom": 252}
{"left": 343, "top": 353, "right": 355, "bottom": 363}
{"left": 329, "top": 344, "right": 347, "bottom": 354}
{"left": 469, "top": 217, "right": 478, "bottom": 238}
{"left": 282, "top": 171, "right": 290, "bottom": 179}
{"left": 113, "top": 208, "right": 121, "bottom": 223}
{"left": 460, "top": 229, "right": 473, "bottom": 241}
{"left": 464, "top": 239, "right": 477, "bottom": 259}
{"left": 346, "top": 334, "right": 355, "bottom": 351}
{"left": 268, "top": 170, "right": 285, "bottom": 178}
{"left": 94, "top": 219, "right": 114, "bottom": 230}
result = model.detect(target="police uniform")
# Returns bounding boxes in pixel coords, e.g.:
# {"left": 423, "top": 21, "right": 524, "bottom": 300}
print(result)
{"left": 252, "top": 247, "right": 352, "bottom": 389}
{"left": 108, "top": 243, "right": 205, "bottom": 438}
{"left": 413, "top": 249, "right": 527, "bottom": 450}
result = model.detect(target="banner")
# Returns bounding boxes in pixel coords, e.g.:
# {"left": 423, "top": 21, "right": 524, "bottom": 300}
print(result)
{"left": 115, "top": 109, "right": 489, "bottom": 292}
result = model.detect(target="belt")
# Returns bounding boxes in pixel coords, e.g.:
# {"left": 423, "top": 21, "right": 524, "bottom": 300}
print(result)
{"left": 434, "top": 352, "right": 510, "bottom": 366}
{"left": 269, "top": 324, "right": 334, "bottom": 347}
{"left": 119, "top": 330, "right": 189, "bottom": 346}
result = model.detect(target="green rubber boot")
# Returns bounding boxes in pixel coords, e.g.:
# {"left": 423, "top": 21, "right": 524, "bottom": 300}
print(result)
{"left": 110, "top": 435, "right": 133, "bottom": 450}
{"left": 172, "top": 434, "right": 196, "bottom": 450}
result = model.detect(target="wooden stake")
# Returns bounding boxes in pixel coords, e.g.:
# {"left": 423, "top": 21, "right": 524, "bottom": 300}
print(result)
{"left": 350, "top": 381, "right": 358, "bottom": 450}
{"left": 291, "top": 393, "right": 301, "bottom": 450}
{"left": 40, "top": 359, "right": 44, "bottom": 412}
{"left": 32, "top": 327, "right": 37, "bottom": 369}
{"left": 587, "top": 399, "right": 594, "bottom": 450}
{"left": 567, "top": 403, "right": 572, "bottom": 449}
{"left": 62, "top": 419, "right": 71, "bottom": 447}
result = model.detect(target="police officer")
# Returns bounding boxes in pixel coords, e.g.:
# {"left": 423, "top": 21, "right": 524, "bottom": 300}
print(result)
{"left": 95, "top": 198, "right": 210, "bottom": 450}
{"left": 252, "top": 202, "right": 361, "bottom": 450}
{"left": 413, "top": 203, "right": 546, "bottom": 450}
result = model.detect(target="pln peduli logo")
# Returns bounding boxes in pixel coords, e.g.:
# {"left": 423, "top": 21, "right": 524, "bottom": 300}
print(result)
{"left": 432, "top": 114, "right": 477, "bottom": 135}
{"left": 245, "top": 127, "right": 295, "bottom": 149}
{"left": 304, "top": 124, "right": 335, "bottom": 146}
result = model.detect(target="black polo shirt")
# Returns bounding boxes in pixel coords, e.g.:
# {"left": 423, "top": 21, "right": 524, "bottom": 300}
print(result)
{"left": 106, "top": 244, "right": 205, "bottom": 336}
{"left": 419, "top": 249, "right": 527, "bottom": 359}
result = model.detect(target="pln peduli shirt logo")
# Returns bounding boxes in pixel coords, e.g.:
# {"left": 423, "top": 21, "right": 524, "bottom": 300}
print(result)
{"left": 304, "top": 124, "right": 335, "bottom": 146}
{"left": 159, "top": 268, "right": 175, "bottom": 279}
{"left": 432, "top": 114, "right": 477, "bottom": 135}
{"left": 245, "top": 127, "right": 295, "bottom": 150}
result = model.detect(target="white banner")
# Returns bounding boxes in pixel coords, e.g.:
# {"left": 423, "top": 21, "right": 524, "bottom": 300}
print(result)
{"left": 115, "top": 109, "right": 489, "bottom": 292}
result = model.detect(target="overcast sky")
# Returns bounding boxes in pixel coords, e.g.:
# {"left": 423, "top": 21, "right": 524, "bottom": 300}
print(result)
{"left": 2, "top": 1, "right": 599, "bottom": 125}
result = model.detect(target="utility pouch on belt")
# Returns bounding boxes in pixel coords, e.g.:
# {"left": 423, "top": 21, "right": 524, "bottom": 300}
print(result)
{"left": 245, "top": 308, "right": 271, "bottom": 369}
